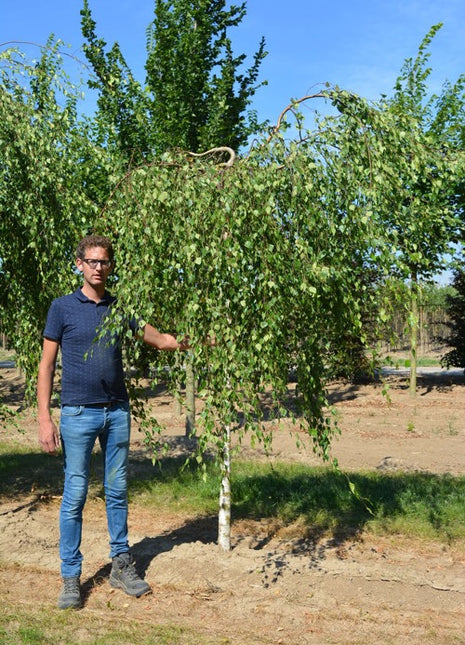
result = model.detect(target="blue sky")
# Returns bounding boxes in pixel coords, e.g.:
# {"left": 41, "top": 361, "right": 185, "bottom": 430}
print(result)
{"left": 1, "top": 0, "right": 464, "bottom": 126}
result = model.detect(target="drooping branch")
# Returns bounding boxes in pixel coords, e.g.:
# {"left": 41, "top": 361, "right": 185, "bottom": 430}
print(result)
{"left": 266, "top": 92, "right": 327, "bottom": 142}
{"left": 186, "top": 146, "right": 236, "bottom": 167}
{"left": 0, "top": 40, "right": 90, "bottom": 69}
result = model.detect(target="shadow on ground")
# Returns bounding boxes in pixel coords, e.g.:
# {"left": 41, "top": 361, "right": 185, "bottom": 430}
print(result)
{"left": 3, "top": 447, "right": 465, "bottom": 581}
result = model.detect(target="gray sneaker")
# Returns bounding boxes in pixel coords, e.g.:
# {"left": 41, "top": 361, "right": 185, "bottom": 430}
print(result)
{"left": 58, "top": 576, "right": 82, "bottom": 610}
{"left": 109, "top": 553, "right": 151, "bottom": 597}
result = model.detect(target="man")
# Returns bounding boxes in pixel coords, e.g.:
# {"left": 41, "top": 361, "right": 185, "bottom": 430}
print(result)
{"left": 37, "top": 235, "right": 187, "bottom": 610}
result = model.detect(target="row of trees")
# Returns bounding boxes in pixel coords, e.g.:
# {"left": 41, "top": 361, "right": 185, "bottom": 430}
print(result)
{"left": 1, "top": 3, "right": 465, "bottom": 547}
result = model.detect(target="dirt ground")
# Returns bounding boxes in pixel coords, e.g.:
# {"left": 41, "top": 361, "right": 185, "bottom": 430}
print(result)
{"left": 2, "top": 364, "right": 465, "bottom": 644}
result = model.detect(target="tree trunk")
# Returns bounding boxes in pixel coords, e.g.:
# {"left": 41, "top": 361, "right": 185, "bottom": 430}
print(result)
{"left": 218, "top": 423, "right": 231, "bottom": 551}
{"left": 409, "top": 277, "right": 419, "bottom": 396}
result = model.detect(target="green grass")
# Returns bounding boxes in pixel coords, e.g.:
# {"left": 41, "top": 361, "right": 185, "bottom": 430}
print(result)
{"left": 0, "top": 441, "right": 64, "bottom": 497}
{"left": 231, "top": 462, "right": 465, "bottom": 542}
{"left": 416, "top": 356, "right": 442, "bottom": 367}
{"left": 2, "top": 441, "right": 465, "bottom": 543}
{"left": 383, "top": 355, "right": 443, "bottom": 368}
{"left": 0, "top": 348, "right": 15, "bottom": 362}
{"left": 128, "top": 456, "right": 224, "bottom": 514}
{"left": 0, "top": 604, "right": 218, "bottom": 645}
{"left": 129, "top": 456, "right": 465, "bottom": 543}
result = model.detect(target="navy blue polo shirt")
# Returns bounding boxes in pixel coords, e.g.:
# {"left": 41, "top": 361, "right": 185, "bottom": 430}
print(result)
{"left": 43, "top": 288, "right": 138, "bottom": 406}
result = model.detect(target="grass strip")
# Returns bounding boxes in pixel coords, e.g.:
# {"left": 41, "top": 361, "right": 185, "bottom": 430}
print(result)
{"left": 0, "top": 601, "right": 218, "bottom": 645}
{"left": 2, "top": 442, "right": 465, "bottom": 543}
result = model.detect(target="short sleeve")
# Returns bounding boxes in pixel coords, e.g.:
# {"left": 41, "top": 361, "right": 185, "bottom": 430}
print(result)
{"left": 43, "top": 299, "right": 64, "bottom": 342}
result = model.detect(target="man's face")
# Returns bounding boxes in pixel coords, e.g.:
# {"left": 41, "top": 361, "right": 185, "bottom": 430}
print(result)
{"left": 75, "top": 246, "right": 113, "bottom": 289}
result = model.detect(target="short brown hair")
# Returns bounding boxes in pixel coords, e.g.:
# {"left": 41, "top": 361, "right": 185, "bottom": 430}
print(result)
{"left": 76, "top": 235, "right": 114, "bottom": 262}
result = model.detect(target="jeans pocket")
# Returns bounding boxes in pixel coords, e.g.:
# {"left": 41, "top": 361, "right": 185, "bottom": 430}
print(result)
{"left": 61, "top": 405, "right": 83, "bottom": 417}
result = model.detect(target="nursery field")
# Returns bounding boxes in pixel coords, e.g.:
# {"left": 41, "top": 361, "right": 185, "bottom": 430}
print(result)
{"left": 1, "top": 360, "right": 465, "bottom": 645}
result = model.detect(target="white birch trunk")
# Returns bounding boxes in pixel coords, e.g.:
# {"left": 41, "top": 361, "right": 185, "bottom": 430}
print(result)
{"left": 218, "top": 423, "right": 231, "bottom": 551}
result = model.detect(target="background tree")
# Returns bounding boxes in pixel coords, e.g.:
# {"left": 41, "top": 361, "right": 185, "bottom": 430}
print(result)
{"left": 80, "top": 0, "right": 267, "bottom": 162}
{"left": 0, "top": 43, "right": 108, "bottom": 397}
{"left": 80, "top": 2, "right": 149, "bottom": 164}
{"left": 144, "top": 0, "right": 267, "bottom": 153}
{"left": 380, "top": 24, "right": 465, "bottom": 393}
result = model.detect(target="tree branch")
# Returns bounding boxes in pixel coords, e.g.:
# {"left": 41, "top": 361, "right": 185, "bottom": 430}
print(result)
{"left": 187, "top": 146, "right": 236, "bottom": 167}
{"left": 266, "top": 93, "right": 327, "bottom": 142}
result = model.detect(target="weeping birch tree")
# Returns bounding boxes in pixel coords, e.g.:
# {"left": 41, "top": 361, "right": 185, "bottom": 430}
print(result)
{"left": 93, "top": 87, "right": 422, "bottom": 549}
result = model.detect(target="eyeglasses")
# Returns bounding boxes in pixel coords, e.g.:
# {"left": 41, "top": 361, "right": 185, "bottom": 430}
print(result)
{"left": 82, "top": 258, "right": 112, "bottom": 269}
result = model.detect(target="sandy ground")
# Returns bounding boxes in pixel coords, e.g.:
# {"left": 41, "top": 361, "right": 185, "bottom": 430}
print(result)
{"left": 1, "top": 365, "right": 465, "bottom": 644}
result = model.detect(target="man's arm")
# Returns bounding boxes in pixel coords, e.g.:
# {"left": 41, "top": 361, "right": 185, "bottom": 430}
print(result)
{"left": 37, "top": 338, "right": 60, "bottom": 454}
{"left": 141, "top": 323, "right": 189, "bottom": 351}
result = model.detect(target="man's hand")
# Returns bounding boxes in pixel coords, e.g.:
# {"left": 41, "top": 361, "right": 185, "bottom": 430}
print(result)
{"left": 39, "top": 418, "right": 60, "bottom": 454}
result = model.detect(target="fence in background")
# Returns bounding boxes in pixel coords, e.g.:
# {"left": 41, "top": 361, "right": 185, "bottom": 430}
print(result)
{"left": 381, "top": 306, "right": 451, "bottom": 356}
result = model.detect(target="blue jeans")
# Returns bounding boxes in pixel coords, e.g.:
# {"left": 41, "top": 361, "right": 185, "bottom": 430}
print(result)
{"left": 59, "top": 402, "right": 131, "bottom": 578}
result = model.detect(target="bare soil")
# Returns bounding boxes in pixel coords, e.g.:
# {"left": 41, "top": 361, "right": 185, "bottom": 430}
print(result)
{"left": 2, "top": 364, "right": 465, "bottom": 644}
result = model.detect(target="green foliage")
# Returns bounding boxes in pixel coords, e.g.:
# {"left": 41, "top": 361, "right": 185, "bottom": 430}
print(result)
{"left": 97, "top": 131, "right": 383, "bottom": 459}
{"left": 80, "top": 0, "right": 150, "bottom": 163}
{"left": 145, "top": 0, "right": 267, "bottom": 153}
{"left": 2, "top": 24, "right": 465, "bottom": 493}
{"left": 0, "top": 43, "right": 115, "bottom": 399}
{"left": 92, "top": 53, "right": 463, "bottom": 460}
{"left": 419, "top": 281, "right": 457, "bottom": 307}
{"left": 80, "top": 0, "right": 267, "bottom": 159}
{"left": 376, "top": 24, "right": 465, "bottom": 390}
{"left": 95, "top": 85, "right": 419, "bottom": 459}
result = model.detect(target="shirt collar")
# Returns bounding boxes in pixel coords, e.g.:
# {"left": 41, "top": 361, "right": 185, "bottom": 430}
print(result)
{"left": 74, "top": 288, "right": 113, "bottom": 304}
